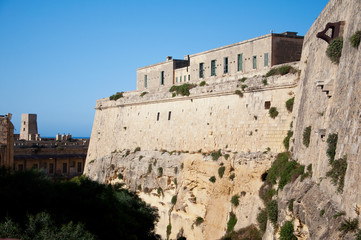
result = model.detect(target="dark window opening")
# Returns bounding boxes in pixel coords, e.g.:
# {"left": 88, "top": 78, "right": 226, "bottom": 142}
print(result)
{"left": 211, "top": 60, "right": 216, "bottom": 76}
{"left": 168, "top": 111, "right": 171, "bottom": 120}
{"left": 264, "top": 101, "right": 271, "bottom": 109}
{"left": 77, "top": 162, "right": 82, "bottom": 173}
{"left": 18, "top": 164, "right": 24, "bottom": 172}
{"left": 49, "top": 163, "right": 54, "bottom": 174}
{"left": 161, "top": 71, "right": 164, "bottom": 85}
{"left": 157, "top": 112, "right": 160, "bottom": 121}
{"left": 199, "top": 63, "right": 204, "bottom": 78}
{"left": 224, "top": 57, "right": 228, "bottom": 73}
{"left": 33, "top": 164, "right": 38, "bottom": 170}
{"left": 63, "top": 163, "right": 67, "bottom": 173}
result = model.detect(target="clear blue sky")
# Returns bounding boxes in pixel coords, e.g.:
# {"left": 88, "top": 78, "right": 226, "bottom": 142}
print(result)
{"left": 0, "top": 0, "right": 329, "bottom": 137}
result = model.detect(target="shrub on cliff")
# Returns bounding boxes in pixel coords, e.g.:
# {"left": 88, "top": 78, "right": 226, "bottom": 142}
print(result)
{"left": 266, "top": 200, "right": 278, "bottom": 228}
{"left": 279, "top": 221, "right": 297, "bottom": 240}
{"left": 326, "top": 155, "right": 347, "bottom": 193}
{"left": 0, "top": 169, "right": 159, "bottom": 240}
{"left": 265, "top": 65, "right": 296, "bottom": 77}
{"left": 283, "top": 130, "right": 293, "bottom": 151}
{"left": 221, "top": 224, "right": 262, "bottom": 240}
{"left": 285, "top": 97, "right": 295, "bottom": 112}
{"left": 257, "top": 209, "right": 268, "bottom": 233}
{"left": 326, "top": 133, "right": 338, "bottom": 163}
{"left": 235, "top": 89, "right": 243, "bottom": 97}
{"left": 302, "top": 126, "right": 311, "bottom": 148}
{"left": 350, "top": 30, "right": 361, "bottom": 48}
{"left": 269, "top": 107, "right": 279, "bottom": 119}
{"left": 231, "top": 195, "right": 240, "bottom": 207}
{"left": 338, "top": 218, "right": 359, "bottom": 237}
{"left": 109, "top": 92, "right": 124, "bottom": 101}
{"left": 218, "top": 166, "right": 226, "bottom": 178}
{"left": 199, "top": 81, "right": 206, "bottom": 86}
{"left": 209, "top": 176, "right": 216, "bottom": 183}
{"left": 326, "top": 37, "right": 343, "bottom": 63}
{"left": 169, "top": 83, "right": 196, "bottom": 96}
{"left": 227, "top": 212, "right": 237, "bottom": 232}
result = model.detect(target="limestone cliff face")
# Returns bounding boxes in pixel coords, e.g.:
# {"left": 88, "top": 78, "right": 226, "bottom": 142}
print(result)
{"left": 85, "top": 150, "right": 274, "bottom": 239}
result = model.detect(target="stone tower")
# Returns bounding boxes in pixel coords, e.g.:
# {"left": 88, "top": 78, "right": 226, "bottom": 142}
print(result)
{"left": 0, "top": 113, "right": 14, "bottom": 169}
{"left": 19, "top": 113, "right": 40, "bottom": 141}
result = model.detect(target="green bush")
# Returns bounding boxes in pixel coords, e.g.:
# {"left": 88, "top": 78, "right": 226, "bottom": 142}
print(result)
{"left": 209, "top": 176, "right": 216, "bottom": 183}
{"left": 118, "top": 173, "right": 123, "bottom": 179}
{"left": 239, "top": 77, "right": 247, "bottom": 82}
{"left": 266, "top": 152, "right": 290, "bottom": 185}
{"left": 302, "top": 126, "right": 311, "bottom": 147}
{"left": 266, "top": 200, "right": 278, "bottom": 227}
{"left": 278, "top": 65, "right": 292, "bottom": 75}
{"left": 109, "top": 92, "right": 124, "bottom": 101}
{"left": 211, "top": 149, "right": 222, "bottom": 161}
{"left": 147, "top": 164, "right": 152, "bottom": 174}
{"left": 338, "top": 218, "right": 359, "bottom": 237}
{"left": 231, "top": 195, "right": 240, "bottom": 207}
{"left": 140, "top": 91, "right": 148, "bottom": 97}
{"left": 262, "top": 79, "right": 268, "bottom": 85}
{"left": 301, "top": 164, "right": 312, "bottom": 181}
{"left": 285, "top": 97, "right": 295, "bottom": 112}
{"left": 166, "top": 224, "right": 171, "bottom": 238}
{"left": 157, "top": 187, "right": 163, "bottom": 196}
{"left": 333, "top": 211, "right": 345, "bottom": 219}
{"left": 224, "top": 154, "right": 230, "bottom": 160}
{"left": 157, "top": 167, "right": 163, "bottom": 177}
{"left": 279, "top": 221, "right": 297, "bottom": 240}
{"left": 229, "top": 173, "right": 235, "bottom": 181}
{"left": 326, "top": 155, "right": 347, "bottom": 193}
{"left": 283, "top": 130, "right": 293, "bottom": 151}
{"left": 269, "top": 107, "right": 279, "bottom": 119}
{"left": 266, "top": 68, "right": 278, "bottom": 77}
{"left": 221, "top": 224, "right": 262, "bottom": 240}
{"left": 326, "top": 37, "right": 343, "bottom": 63}
{"left": 218, "top": 166, "right": 226, "bottom": 178}
{"left": 326, "top": 133, "right": 338, "bottom": 163}
{"left": 227, "top": 212, "right": 237, "bottom": 232}
{"left": 134, "top": 147, "right": 141, "bottom": 153}
{"left": 171, "top": 195, "right": 177, "bottom": 205}
{"left": 266, "top": 65, "right": 296, "bottom": 77}
{"left": 169, "top": 83, "right": 196, "bottom": 96}
{"left": 350, "top": 30, "right": 361, "bottom": 48}
{"left": 355, "top": 229, "right": 361, "bottom": 240}
{"left": 235, "top": 90, "right": 243, "bottom": 97}
{"left": 288, "top": 199, "right": 295, "bottom": 212}
{"left": 320, "top": 209, "right": 325, "bottom": 216}
{"left": 195, "top": 217, "right": 204, "bottom": 226}
{"left": 241, "top": 84, "right": 248, "bottom": 91}
{"left": 199, "top": 81, "right": 206, "bottom": 87}
{"left": 259, "top": 183, "right": 276, "bottom": 205}
{"left": 257, "top": 209, "right": 268, "bottom": 233}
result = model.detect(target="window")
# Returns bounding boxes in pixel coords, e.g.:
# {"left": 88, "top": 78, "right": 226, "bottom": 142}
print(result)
{"left": 264, "top": 53, "right": 269, "bottom": 67}
{"left": 264, "top": 101, "right": 271, "bottom": 109}
{"left": 168, "top": 111, "right": 171, "bottom": 120}
{"left": 63, "top": 163, "right": 67, "bottom": 173}
{"left": 157, "top": 112, "right": 160, "bottom": 121}
{"left": 161, "top": 71, "right": 164, "bottom": 85}
{"left": 144, "top": 75, "right": 148, "bottom": 88}
{"left": 224, "top": 57, "right": 228, "bottom": 73}
{"left": 18, "top": 164, "right": 24, "bottom": 172}
{"left": 49, "top": 163, "right": 54, "bottom": 174}
{"left": 23, "top": 121, "right": 25, "bottom": 125}
{"left": 176, "top": 77, "right": 178, "bottom": 83}
{"left": 211, "top": 60, "right": 216, "bottom": 76}
{"left": 77, "top": 162, "right": 82, "bottom": 173}
{"left": 23, "top": 128, "right": 25, "bottom": 131}
{"left": 237, "top": 54, "right": 243, "bottom": 71}
{"left": 180, "top": 76, "right": 182, "bottom": 82}
{"left": 199, "top": 63, "right": 204, "bottom": 78}
{"left": 188, "top": 75, "right": 190, "bottom": 81}
{"left": 253, "top": 56, "right": 257, "bottom": 69}
{"left": 33, "top": 164, "right": 38, "bottom": 169}
{"left": 184, "top": 75, "right": 186, "bottom": 82}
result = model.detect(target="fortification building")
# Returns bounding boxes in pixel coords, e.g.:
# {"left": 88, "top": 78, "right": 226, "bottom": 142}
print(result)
{"left": 19, "top": 113, "right": 40, "bottom": 141}
{"left": 136, "top": 32, "right": 303, "bottom": 91}
{"left": 0, "top": 114, "right": 14, "bottom": 169}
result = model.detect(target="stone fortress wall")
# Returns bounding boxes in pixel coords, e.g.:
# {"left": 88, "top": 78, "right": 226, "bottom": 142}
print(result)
{"left": 136, "top": 32, "right": 303, "bottom": 91}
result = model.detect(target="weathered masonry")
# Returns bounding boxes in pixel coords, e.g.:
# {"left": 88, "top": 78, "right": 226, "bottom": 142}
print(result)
{"left": 136, "top": 32, "right": 303, "bottom": 90}
{"left": 0, "top": 114, "right": 14, "bottom": 169}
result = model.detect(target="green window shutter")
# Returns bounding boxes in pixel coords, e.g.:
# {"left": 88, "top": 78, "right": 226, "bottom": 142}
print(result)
{"left": 253, "top": 56, "right": 257, "bottom": 69}
{"left": 224, "top": 57, "right": 228, "bottom": 73}
{"left": 211, "top": 60, "right": 216, "bottom": 76}
{"left": 264, "top": 53, "right": 269, "bottom": 67}
{"left": 188, "top": 75, "right": 190, "bottom": 81}
{"left": 176, "top": 77, "right": 178, "bottom": 83}
{"left": 161, "top": 71, "right": 164, "bottom": 85}
{"left": 184, "top": 75, "right": 186, "bottom": 82}
{"left": 144, "top": 75, "right": 147, "bottom": 88}
{"left": 199, "top": 63, "right": 204, "bottom": 78}
{"left": 237, "top": 54, "right": 243, "bottom": 71}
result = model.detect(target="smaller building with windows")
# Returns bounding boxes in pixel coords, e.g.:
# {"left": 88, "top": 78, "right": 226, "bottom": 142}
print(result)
{"left": 136, "top": 32, "right": 303, "bottom": 91}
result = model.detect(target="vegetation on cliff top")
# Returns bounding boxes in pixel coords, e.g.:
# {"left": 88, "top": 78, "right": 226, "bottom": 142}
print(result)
{"left": 169, "top": 83, "right": 196, "bottom": 96}
{"left": 350, "top": 30, "right": 361, "bottom": 48}
{"left": 0, "top": 169, "right": 159, "bottom": 240}
{"left": 326, "top": 37, "right": 343, "bottom": 63}
{"left": 265, "top": 65, "right": 296, "bottom": 77}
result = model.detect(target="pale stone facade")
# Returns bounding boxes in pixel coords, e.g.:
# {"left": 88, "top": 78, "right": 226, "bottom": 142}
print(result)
{"left": 136, "top": 32, "right": 303, "bottom": 91}
{"left": 19, "top": 113, "right": 40, "bottom": 141}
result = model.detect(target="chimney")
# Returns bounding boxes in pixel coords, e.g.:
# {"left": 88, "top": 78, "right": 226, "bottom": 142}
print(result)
{"left": 166, "top": 56, "right": 172, "bottom": 61}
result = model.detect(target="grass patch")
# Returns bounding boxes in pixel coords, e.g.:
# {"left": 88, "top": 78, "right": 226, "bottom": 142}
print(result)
{"left": 326, "top": 155, "right": 347, "bottom": 193}
{"left": 269, "top": 107, "right": 279, "bottom": 119}
{"left": 338, "top": 218, "right": 359, "bottom": 237}
{"left": 109, "top": 92, "right": 124, "bottom": 101}
{"left": 221, "top": 224, "right": 262, "bottom": 240}
{"left": 262, "top": 79, "right": 268, "bottom": 85}
{"left": 171, "top": 195, "right": 177, "bottom": 205}
{"left": 199, "top": 81, "right": 206, "bottom": 86}
{"left": 147, "top": 164, "right": 152, "bottom": 174}
{"left": 333, "top": 211, "right": 345, "bottom": 219}
{"left": 285, "top": 97, "right": 295, "bottom": 112}
{"left": 209, "top": 176, "right": 216, "bottom": 183}
{"left": 157, "top": 167, "right": 163, "bottom": 177}
{"left": 211, "top": 149, "right": 222, "bottom": 161}
{"left": 235, "top": 90, "right": 243, "bottom": 97}
{"left": 229, "top": 173, "right": 235, "bottom": 181}
{"left": 265, "top": 65, "right": 296, "bottom": 77}
{"left": 241, "top": 84, "right": 248, "bottom": 91}
{"left": 218, "top": 166, "right": 226, "bottom": 178}
{"left": 227, "top": 212, "right": 238, "bottom": 232}
{"left": 169, "top": 83, "right": 196, "bottom": 96}
{"left": 259, "top": 183, "right": 276, "bottom": 205}
{"left": 195, "top": 217, "right": 204, "bottom": 226}
{"left": 140, "top": 91, "right": 148, "bottom": 97}
{"left": 288, "top": 199, "right": 295, "bottom": 212}
{"left": 326, "top": 37, "right": 343, "bottom": 63}
{"left": 231, "top": 195, "right": 240, "bottom": 207}
{"left": 283, "top": 130, "right": 293, "bottom": 151}
{"left": 302, "top": 126, "right": 311, "bottom": 148}
{"left": 326, "top": 133, "right": 338, "bottom": 163}
{"left": 266, "top": 200, "right": 278, "bottom": 228}
{"left": 320, "top": 209, "right": 325, "bottom": 217}
{"left": 350, "top": 30, "right": 361, "bottom": 48}
{"left": 280, "top": 221, "right": 297, "bottom": 240}
{"left": 257, "top": 209, "right": 268, "bottom": 233}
